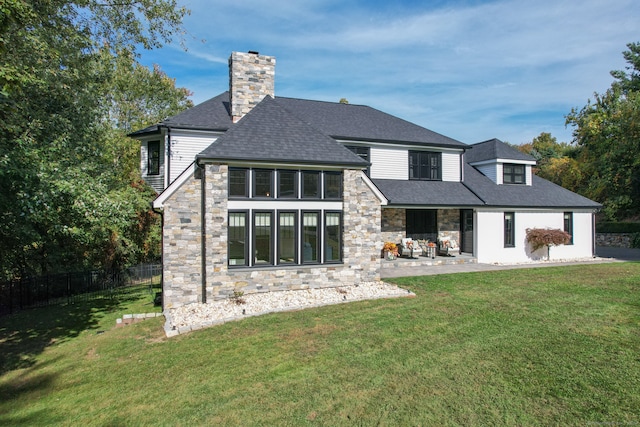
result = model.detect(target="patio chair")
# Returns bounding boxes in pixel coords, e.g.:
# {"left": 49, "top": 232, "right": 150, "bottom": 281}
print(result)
{"left": 399, "top": 238, "right": 423, "bottom": 258}
{"left": 438, "top": 239, "right": 460, "bottom": 257}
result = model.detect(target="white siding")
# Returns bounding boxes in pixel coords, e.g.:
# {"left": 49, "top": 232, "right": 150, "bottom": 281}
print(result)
{"left": 476, "top": 164, "right": 498, "bottom": 183}
{"left": 169, "top": 131, "right": 218, "bottom": 183}
{"left": 370, "top": 147, "right": 408, "bottom": 180}
{"left": 475, "top": 209, "right": 594, "bottom": 264}
{"left": 140, "top": 139, "right": 165, "bottom": 194}
{"left": 442, "top": 152, "right": 461, "bottom": 182}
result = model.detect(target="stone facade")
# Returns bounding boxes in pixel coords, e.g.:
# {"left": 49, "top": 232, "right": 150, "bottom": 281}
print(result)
{"left": 596, "top": 233, "right": 636, "bottom": 248}
{"left": 229, "top": 51, "right": 275, "bottom": 123}
{"left": 161, "top": 168, "right": 203, "bottom": 309}
{"left": 381, "top": 208, "right": 461, "bottom": 244}
{"left": 161, "top": 167, "right": 383, "bottom": 308}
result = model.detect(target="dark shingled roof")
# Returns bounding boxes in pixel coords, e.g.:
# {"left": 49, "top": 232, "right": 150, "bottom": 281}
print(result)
{"left": 130, "top": 91, "right": 467, "bottom": 149}
{"left": 275, "top": 97, "right": 467, "bottom": 148}
{"left": 197, "top": 96, "right": 368, "bottom": 167}
{"left": 373, "top": 179, "right": 482, "bottom": 207}
{"left": 128, "top": 92, "right": 232, "bottom": 137}
{"left": 462, "top": 164, "right": 601, "bottom": 208}
{"left": 466, "top": 138, "right": 535, "bottom": 163}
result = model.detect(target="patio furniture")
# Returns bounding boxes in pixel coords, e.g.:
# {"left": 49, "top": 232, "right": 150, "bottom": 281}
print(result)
{"left": 399, "top": 238, "right": 423, "bottom": 258}
{"left": 438, "top": 239, "right": 460, "bottom": 257}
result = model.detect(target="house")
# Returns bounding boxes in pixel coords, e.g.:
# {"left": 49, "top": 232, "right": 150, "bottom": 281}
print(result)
{"left": 130, "top": 51, "right": 601, "bottom": 309}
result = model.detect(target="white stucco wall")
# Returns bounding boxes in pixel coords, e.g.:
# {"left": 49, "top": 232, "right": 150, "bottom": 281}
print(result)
{"left": 475, "top": 209, "right": 594, "bottom": 264}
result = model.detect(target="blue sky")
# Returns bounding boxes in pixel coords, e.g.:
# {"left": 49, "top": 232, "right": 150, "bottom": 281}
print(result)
{"left": 138, "top": 0, "right": 640, "bottom": 145}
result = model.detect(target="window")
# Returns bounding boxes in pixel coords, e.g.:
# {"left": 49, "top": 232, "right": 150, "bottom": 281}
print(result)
{"left": 564, "top": 212, "right": 574, "bottom": 245}
{"left": 278, "top": 212, "right": 297, "bottom": 264}
{"left": 278, "top": 170, "right": 298, "bottom": 198}
{"left": 253, "top": 169, "right": 273, "bottom": 198}
{"left": 229, "top": 168, "right": 248, "bottom": 198}
{"left": 504, "top": 212, "right": 515, "bottom": 247}
{"left": 503, "top": 164, "right": 525, "bottom": 184}
{"left": 147, "top": 141, "right": 160, "bottom": 175}
{"left": 228, "top": 212, "right": 248, "bottom": 266}
{"left": 346, "top": 146, "right": 370, "bottom": 175}
{"left": 409, "top": 151, "right": 441, "bottom": 181}
{"left": 302, "top": 171, "right": 320, "bottom": 199}
{"left": 324, "top": 172, "right": 342, "bottom": 199}
{"left": 302, "top": 212, "right": 320, "bottom": 263}
{"left": 325, "top": 212, "right": 342, "bottom": 263}
{"left": 253, "top": 212, "right": 273, "bottom": 265}
{"left": 406, "top": 209, "right": 437, "bottom": 240}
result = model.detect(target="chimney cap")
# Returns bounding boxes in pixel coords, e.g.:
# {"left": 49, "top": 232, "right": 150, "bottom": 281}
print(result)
{"left": 248, "top": 50, "right": 259, "bottom": 55}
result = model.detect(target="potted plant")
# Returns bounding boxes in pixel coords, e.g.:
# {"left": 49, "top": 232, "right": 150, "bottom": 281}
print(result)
{"left": 382, "top": 242, "right": 399, "bottom": 260}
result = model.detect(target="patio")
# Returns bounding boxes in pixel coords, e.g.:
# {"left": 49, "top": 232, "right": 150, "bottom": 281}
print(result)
{"left": 380, "top": 251, "right": 477, "bottom": 273}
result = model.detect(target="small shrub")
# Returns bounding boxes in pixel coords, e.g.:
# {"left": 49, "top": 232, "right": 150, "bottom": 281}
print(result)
{"left": 526, "top": 228, "right": 571, "bottom": 252}
{"left": 230, "top": 290, "right": 246, "bottom": 305}
{"left": 596, "top": 222, "right": 640, "bottom": 233}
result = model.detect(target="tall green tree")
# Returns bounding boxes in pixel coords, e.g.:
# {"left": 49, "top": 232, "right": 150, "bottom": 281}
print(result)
{"left": 566, "top": 42, "right": 640, "bottom": 220}
{"left": 0, "top": 1, "right": 191, "bottom": 280}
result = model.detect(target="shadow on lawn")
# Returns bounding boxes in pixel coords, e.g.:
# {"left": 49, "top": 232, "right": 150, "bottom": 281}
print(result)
{"left": 0, "top": 287, "right": 147, "bottom": 375}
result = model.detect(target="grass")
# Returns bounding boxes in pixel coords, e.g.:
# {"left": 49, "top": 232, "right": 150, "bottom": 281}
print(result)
{"left": 1, "top": 264, "right": 639, "bottom": 426}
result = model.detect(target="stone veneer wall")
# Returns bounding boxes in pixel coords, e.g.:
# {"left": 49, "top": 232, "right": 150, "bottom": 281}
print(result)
{"left": 229, "top": 51, "right": 275, "bottom": 123}
{"left": 381, "top": 208, "right": 461, "bottom": 244}
{"left": 161, "top": 168, "right": 203, "bottom": 309}
{"left": 202, "top": 168, "right": 382, "bottom": 301}
{"left": 381, "top": 208, "right": 405, "bottom": 243}
{"left": 596, "top": 233, "right": 636, "bottom": 248}
{"left": 437, "top": 209, "right": 460, "bottom": 243}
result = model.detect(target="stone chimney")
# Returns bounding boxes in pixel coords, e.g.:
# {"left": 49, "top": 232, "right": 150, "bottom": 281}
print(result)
{"left": 229, "top": 51, "right": 275, "bottom": 123}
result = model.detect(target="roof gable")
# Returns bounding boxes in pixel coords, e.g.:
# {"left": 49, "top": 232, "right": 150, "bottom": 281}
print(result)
{"left": 466, "top": 138, "right": 535, "bottom": 163}
{"left": 197, "top": 96, "right": 368, "bottom": 167}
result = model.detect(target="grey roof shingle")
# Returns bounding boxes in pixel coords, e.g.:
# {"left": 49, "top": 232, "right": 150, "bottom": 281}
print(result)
{"left": 462, "top": 164, "right": 601, "bottom": 208}
{"left": 130, "top": 91, "right": 467, "bottom": 149}
{"left": 373, "top": 179, "right": 483, "bottom": 207}
{"left": 128, "top": 92, "right": 232, "bottom": 137}
{"left": 466, "top": 138, "right": 535, "bottom": 163}
{"left": 197, "top": 96, "right": 368, "bottom": 167}
{"left": 275, "top": 97, "right": 467, "bottom": 148}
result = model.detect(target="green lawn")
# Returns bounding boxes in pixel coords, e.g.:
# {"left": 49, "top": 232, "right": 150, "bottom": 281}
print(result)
{"left": 1, "top": 264, "right": 639, "bottom": 426}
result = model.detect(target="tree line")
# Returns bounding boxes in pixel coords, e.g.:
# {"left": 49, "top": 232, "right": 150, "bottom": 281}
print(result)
{"left": 515, "top": 42, "right": 640, "bottom": 222}
{"left": 0, "top": 1, "right": 193, "bottom": 281}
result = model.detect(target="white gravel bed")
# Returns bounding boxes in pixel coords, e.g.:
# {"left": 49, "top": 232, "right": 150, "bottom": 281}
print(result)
{"left": 165, "top": 281, "right": 413, "bottom": 336}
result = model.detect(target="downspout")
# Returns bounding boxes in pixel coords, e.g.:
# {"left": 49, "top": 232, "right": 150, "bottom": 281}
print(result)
{"left": 165, "top": 127, "right": 171, "bottom": 189}
{"left": 198, "top": 160, "right": 207, "bottom": 303}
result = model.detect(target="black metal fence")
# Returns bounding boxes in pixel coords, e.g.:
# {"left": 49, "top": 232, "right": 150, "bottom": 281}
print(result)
{"left": 0, "top": 264, "right": 161, "bottom": 316}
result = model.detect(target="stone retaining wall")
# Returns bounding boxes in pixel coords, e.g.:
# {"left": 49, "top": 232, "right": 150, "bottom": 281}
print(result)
{"left": 596, "top": 233, "right": 636, "bottom": 248}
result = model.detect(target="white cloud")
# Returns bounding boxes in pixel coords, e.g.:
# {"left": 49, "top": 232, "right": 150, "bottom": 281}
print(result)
{"left": 147, "top": 0, "right": 640, "bottom": 144}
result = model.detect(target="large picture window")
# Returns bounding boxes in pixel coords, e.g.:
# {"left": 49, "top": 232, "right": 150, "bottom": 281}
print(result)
{"left": 278, "top": 170, "right": 298, "bottom": 198}
{"left": 303, "top": 212, "right": 320, "bottom": 263}
{"left": 253, "top": 212, "right": 273, "bottom": 265}
{"left": 324, "top": 212, "right": 342, "bottom": 263}
{"left": 302, "top": 171, "right": 320, "bottom": 199}
{"left": 503, "top": 164, "right": 525, "bottom": 184}
{"left": 253, "top": 169, "right": 273, "bottom": 198}
{"left": 229, "top": 168, "right": 249, "bottom": 198}
{"left": 278, "top": 212, "right": 297, "bottom": 264}
{"left": 406, "top": 209, "right": 437, "bottom": 241}
{"left": 228, "top": 212, "right": 248, "bottom": 266}
{"left": 147, "top": 141, "right": 160, "bottom": 176}
{"left": 409, "top": 151, "right": 441, "bottom": 181}
{"left": 504, "top": 212, "right": 515, "bottom": 248}
{"left": 324, "top": 172, "right": 342, "bottom": 199}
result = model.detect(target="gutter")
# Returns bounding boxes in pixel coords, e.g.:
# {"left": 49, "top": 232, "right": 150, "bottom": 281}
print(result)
{"left": 198, "top": 160, "right": 207, "bottom": 304}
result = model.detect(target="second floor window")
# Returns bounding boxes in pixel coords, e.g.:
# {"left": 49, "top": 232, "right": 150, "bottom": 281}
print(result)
{"left": 503, "top": 164, "right": 525, "bottom": 184}
{"left": 346, "top": 146, "right": 370, "bottom": 175}
{"left": 147, "top": 141, "right": 160, "bottom": 175}
{"left": 409, "top": 151, "right": 441, "bottom": 181}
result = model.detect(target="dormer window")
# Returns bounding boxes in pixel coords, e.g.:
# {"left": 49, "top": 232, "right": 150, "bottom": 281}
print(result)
{"left": 503, "top": 163, "right": 525, "bottom": 184}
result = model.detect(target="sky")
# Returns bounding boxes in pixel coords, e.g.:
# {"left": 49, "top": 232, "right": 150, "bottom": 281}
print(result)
{"left": 138, "top": 0, "right": 640, "bottom": 145}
